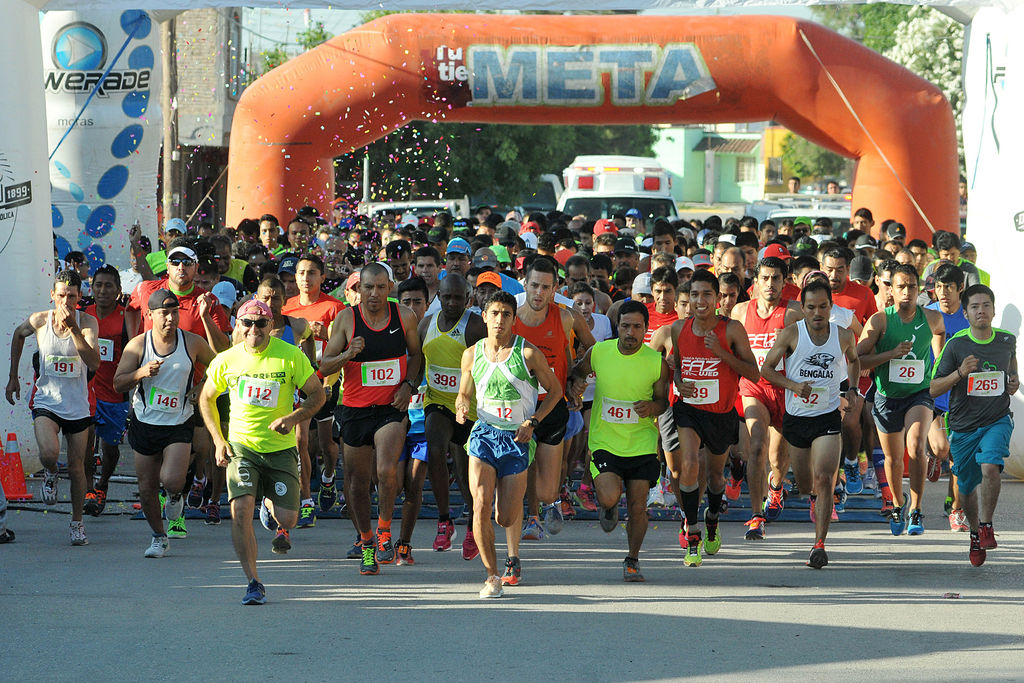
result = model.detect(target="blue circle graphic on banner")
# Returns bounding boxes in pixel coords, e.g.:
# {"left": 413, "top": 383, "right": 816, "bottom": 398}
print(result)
{"left": 85, "top": 205, "right": 116, "bottom": 238}
{"left": 120, "top": 11, "right": 151, "bottom": 39}
{"left": 53, "top": 160, "right": 71, "bottom": 178}
{"left": 122, "top": 91, "right": 149, "bottom": 118}
{"left": 128, "top": 45, "right": 154, "bottom": 70}
{"left": 55, "top": 235, "right": 72, "bottom": 260}
{"left": 77, "top": 231, "right": 92, "bottom": 250}
{"left": 77, "top": 205, "right": 91, "bottom": 223}
{"left": 52, "top": 23, "right": 107, "bottom": 71}
{"left": 84, "top": 244, "right": 106, "bottom": 275}
{"left": 111, "top": 125, "right": 144, "bottom": 158}
{"left": 52, "top": 205, "right": 64, "bottom": 228}
{"left": 97, "top": 166, "right": 128, "bottom": 199}
{"left": 69, "top": 182, "right": 84, "bottom": 202}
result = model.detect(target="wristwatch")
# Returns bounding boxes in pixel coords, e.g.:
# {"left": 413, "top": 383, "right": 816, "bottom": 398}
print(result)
{"left": 527, "top": 416, "right": 539, "bottom": 428}
{"left": 403, "top": 379, "right": 417, "bottom": 391}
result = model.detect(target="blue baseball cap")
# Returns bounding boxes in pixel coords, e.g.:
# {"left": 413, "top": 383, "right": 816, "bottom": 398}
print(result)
{"left": 164, "top": 217, "right": 186, "bottom": 235}
{"left": 625, "top": 208, "right": 642, "bottom": 219}
{"left": 446, "top": 237, "right": 471, "bottom": 255}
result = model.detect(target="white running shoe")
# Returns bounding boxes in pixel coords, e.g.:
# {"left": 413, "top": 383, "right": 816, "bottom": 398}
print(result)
{"left": 145, "top": 535, "right": 169, "bottom": 558}
{"left": 862, "top": 468, "right": 878, "bottom": 492}
{"left": 542, "top": 503, "right": 564, "bottom": 535}
{"left": 70, "top": 521, "right": 88, "bottom": 546}
{"left": 42, "top": 470, "right": 58, "bottom": 505}
{"left": 479, "top": 575, "right": 504, "bottom": 599}
{"left": 647, "top": 484, "right": 666, "bottom": 508}
{"left": 164, "top": 493, "right": 185, "bottom": 522}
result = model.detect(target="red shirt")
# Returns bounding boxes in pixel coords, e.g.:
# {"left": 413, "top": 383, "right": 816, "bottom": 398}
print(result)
{"left": 832, "top": 280, "right": 877, "bottom": 325}
{"left": 85, "top": 304, "right": 128, "bottom": 404}
{"left": 746, "top": 281, "right": 800, "bottom": 303}
{"left": 127, "top": 279, "right": 231, "bottom": 337}
{"left": 739, "top": 300, "right": 788, "bottom": 396}
{"left": 675, "top": 316, "right": 740, "bottom": 414}
{"left": 513, "top": 303, "right": 569, "bottom": 398}
{"left": 644, "top": 302, "right": 679, "bottom": 344}
{"left": 283, "top": 291, "right": 346, "bottom": 357}
{"left": 341, "top": 302, "right": 409, "bottom": 408}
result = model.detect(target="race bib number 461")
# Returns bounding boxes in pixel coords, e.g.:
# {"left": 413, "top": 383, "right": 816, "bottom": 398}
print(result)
{"left": 602, "top": 398, "right": 638, "bottom": 424}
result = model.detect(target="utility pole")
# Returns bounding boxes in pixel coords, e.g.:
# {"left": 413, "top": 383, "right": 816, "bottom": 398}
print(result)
{"left": 161, "top": 17, "right": 180, "bottom": 225}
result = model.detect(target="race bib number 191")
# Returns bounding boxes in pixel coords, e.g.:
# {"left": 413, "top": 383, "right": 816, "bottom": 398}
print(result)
{"left": 46, "top": 354, "right": 79, "bottom": 378}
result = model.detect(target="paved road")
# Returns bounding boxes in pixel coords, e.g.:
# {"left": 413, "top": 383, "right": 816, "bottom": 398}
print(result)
{"left": 3, "top": 478, "right": 1023, "bottom": 681}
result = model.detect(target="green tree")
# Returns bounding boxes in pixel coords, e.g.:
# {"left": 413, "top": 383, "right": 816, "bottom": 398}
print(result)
{"left": 296, "top": 21, "right": 332, "bottom": 51}
{"left": 811, "top": 4, "right": 911, "bottom": 53}
{"left": 780, "top": 134, "right": 847, "bottom": 181}
{"left": 260, "top": 45, "right": 288, "bottom": 73}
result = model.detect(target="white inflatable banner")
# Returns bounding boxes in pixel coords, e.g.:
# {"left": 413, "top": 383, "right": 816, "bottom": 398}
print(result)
{"left": 1, "top": 2, "right": 56, "bottom": 465}
{"left": 42, "top": 10, "right": 161, "bottom": 273}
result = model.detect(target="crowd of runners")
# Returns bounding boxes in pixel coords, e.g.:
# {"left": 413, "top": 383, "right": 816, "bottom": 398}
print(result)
{"left": 1, "top": 205, "right": 1016, "bottom": 603}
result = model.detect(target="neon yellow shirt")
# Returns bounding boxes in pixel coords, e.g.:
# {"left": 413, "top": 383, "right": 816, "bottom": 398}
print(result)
{"left": 207, "top": 336, "right": 314, "bottom": 452}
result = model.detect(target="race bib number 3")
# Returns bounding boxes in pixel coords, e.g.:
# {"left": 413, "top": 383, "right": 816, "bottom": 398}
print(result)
{"left": 238, "top": 377, "right": 281, "bottom": 408}
{"left": 361, "top": 359, "right": 400, "bottom": 387}
{"left": 889, "top": 359, "right": 924, "bottom": 384}
{"left": 602, "top": 398, "right": 639, "bottom": 424}
{"left": 427, "top": 366, "right": 460, "bottom": 391}
{"left": 148, "top": 387, "right": 181, "bottom": 412}
{"left": 800, "top": 386, "right": 829, "bottom": 407}
{"left": 98, "top": 339, "right": 114, "bottom": 362}
{"left": 967, "top": 371, "right": 1004, "bottom": 397}
{"left": 684, "top": 379, "right": 719, "bottom": 405}
{"left": 46, "top": 354, "right": 80, "bottom": 378}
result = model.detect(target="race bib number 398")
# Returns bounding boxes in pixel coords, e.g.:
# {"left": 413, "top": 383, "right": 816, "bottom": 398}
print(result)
{"left": 427, "top": 365, "right": 460, "bottom": 391}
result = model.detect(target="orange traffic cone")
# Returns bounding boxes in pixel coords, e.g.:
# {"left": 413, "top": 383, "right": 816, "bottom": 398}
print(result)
{"left": 1, "top": 432, "right": 34, "bottom": 501}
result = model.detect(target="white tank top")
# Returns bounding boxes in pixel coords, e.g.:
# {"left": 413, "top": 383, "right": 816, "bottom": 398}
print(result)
{"left": 32, "top": 311, "right": 91, "bottom": 420}
{"left": 132, "top": 330, "right": 195, "bottom": 426}
{"left": 583, "top": 313, "right": 613, "bottom": 402}
{"left": 785, "top": 320, "right": 847, "bottom": 417}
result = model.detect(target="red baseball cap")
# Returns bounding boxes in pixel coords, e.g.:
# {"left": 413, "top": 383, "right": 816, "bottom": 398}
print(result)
{"left": 519, "top": 221, "right": 542, "bottom": 235}
{"left": 553, "top": 249, "right": 574, "bottom": 267}
{"left": 593, "top": 218, "right": 618, "bottom": 236}
{"left": 761, "top": 243, "right": 791, "bottom": 260}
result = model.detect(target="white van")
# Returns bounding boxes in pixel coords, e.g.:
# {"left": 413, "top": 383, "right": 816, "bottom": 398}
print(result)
{"left": 358, "top": 197, "right": 471, "bottom": 223}
{"left": 557, "top": 155, "right": 678, "bottom": 220}
{"left": 745, "top": 193, "right": 852, "bottom": 236}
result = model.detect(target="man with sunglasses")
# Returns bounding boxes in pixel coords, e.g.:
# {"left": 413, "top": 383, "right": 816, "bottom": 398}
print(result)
{"left": 200, "top": 299, "right": 325, "bottom": 604}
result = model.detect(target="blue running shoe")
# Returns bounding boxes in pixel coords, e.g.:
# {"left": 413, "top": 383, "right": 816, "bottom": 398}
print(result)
{"left": 317, "top": 478, "right": 337, "bottom": 512}
{"left": 259, "top": 498, "right": 276, "bottom": 531}
{"left": 763, "top": 485, "right": 785, "bottom": 522}
{"left": 833, "top": 484, "right": 847, "bottom": 513}
{"left": 890, "top": 503, "right": 908, "bottom": 536}
{"left": 907, "top": 509, "right": 924, "bottom": 535}
{"left": 845, "top": 464, "right": 863, "bottom": 495}
{"left": 242, "top": 579, "right": 266, "bottom": 605}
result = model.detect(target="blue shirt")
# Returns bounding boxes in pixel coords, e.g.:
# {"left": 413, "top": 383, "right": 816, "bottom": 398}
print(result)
{"left": 926, "top": 302, "right": 969, "bottom": 412}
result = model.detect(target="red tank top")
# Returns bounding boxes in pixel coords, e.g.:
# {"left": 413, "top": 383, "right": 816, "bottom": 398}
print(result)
{"left": 85, "top": 304, "right": 128, "bottom": 404}
{"left": 341, "top": 302, "right": 409, "bottom": 408}
{"left": 675, "top": 316, "right": 739, "bottom": 414}
{"left": 644, "top": 302, "right": 678, "bottom": 343}
{"left": 743, "top": 301, "right": 788, "bottom": 372}
{"left": 513, "top": 303, "right": 568, "bottom": 398}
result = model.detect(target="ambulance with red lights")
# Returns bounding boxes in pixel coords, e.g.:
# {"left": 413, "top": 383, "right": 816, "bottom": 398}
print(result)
{"left": 557, "top": 155, "right": 678, "bottom": 221}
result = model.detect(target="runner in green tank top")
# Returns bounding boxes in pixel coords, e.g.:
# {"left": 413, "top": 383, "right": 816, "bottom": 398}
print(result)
{"left": 858, "top": 264, "right": 945, "bottom": 536}
{"left": 455, "top": 292, "right": 562, "bottom": 598}
{"left": 569, "top": 300, "right": 670, "bottom": 582}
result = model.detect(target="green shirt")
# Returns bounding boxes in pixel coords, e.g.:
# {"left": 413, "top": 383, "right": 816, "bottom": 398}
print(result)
{"left": 471, "top": 336, "right": 537, "bottom": 430}
{"left": 588, "top": 340, "right": 662, "bottom": 457}
{"left": 874, "top": 305, "right": 933, "bottom": 398}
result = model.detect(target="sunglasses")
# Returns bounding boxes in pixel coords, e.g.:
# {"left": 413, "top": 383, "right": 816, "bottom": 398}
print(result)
{"left": 881, "top": 280, "right": 892, "bottom": 286}
{"left": 238, "top": 318, "right": 269, "bottom": 329}
{"left": 168, "top": 258, "right": 196, "bottom": 267}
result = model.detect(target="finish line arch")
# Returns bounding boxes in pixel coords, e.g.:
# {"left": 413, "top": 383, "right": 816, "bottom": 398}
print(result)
{"left": 225, "top": 14, "right": 958, "bottom": 242}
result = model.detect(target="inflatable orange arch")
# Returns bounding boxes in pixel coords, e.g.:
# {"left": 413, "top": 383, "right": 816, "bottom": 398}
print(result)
{"left": 226, "top": 14, "right": 958, "bottom": 241}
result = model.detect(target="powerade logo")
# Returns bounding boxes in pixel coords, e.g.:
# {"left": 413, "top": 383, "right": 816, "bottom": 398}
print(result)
{"left": 45, "top": 21, "right": 150, "bottom": 96}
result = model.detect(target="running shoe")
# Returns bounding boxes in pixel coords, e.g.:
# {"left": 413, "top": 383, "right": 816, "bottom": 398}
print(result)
{"left": 542, "top": 503, "right": 564, "bottom": 535}
{"left": 831, "top": 506, "right": 839, "bottom": 521}
{"left": 0, "top": 529, "right": 14, "bottom": 544}
{"left": 461, "top": 530, "right": 479, "bottom": 561}
{"left": 70, "top": 521, "right": 88, "bottom": 546}
{"left": 726, "top": 457, "right": 745, "bottom": 500}
{"left": 845, "top": 464, "right": 863, "bottom": 495}
{"left": 521, "top": 515, "right": 544, "bottom": 541}
{"left": 144, "top": 535, "right": 169, "bottom": 558}
{"left": 559, "top": 496, "right": 576, "bottom": 519}
{"left": 807, "top": 544, "right": 828, "bottom": 569}
{"left": 164, "top": 494, "right": 185, "bottom": 524}
{"left": 433, "top": 519, "right": 455, "bottom": 551}
{"left": 272, "top": 529, "right": 291, "bottom": 555}
{"left": 926, "top": 455, "right": 942, "bottom": 483}
{"left": 809, "top": 495, "right": 818, "bottom": 524}
{"left": 500, "top": 556, "right": 521, "bottom": 586}
{"left": 167, "top": 515, "right": 187, "bottom": 539}
{"left": 890, "top": 504, "right": 908, "bottom": 536}
{"left": 83, "top": 489, "right": 100, "bottom": 517}
{"left": 346, "top": 536, "right": 363, "bottom": 560}
{"left": 93, "top": 488, "right": 107, "bottom": 515}
{"left": 833, "top": 484, "right": 847, "bottom": 513}
{"left": 296, "top": 503, "right": 316, "bottom": 528}
{"left": 943, "top": 496, "right": 954, "bottom": 516}
{"left": 600, "top": 506, "right": 619, "bottom": 533}
{"left": 242, "top": 579, "right": 266, "bottom": 605}
{"left": 744, "top": 516, "right": 765, "bottom": 541}
{"left": 683, "top": 533, "right": 702, "bottom": 567}
{"left": 647, "top": 484, "right": 665, "bottom": 508}
{"left": 908, "top": 509, "right": 924, "bottom": 535}
{"left": 42, "top": 470, "right": 58, "bottom": 505}
{"left": 703, "top": 508, "right": 721, "bottom": 555}
{"left": 258, "top": 498, "right": 275, "bottom": 531}
{"left": 978, "top": 524, "right": 997, "bottom": 550}
{"left": 317, "top": 478, "right": 337, "bottom": 512}
{"left": 479, "top": 576, "right": 504, "bottom": 599}
{"left": 949, "top": 509, "right": 968, "bottom": 532}
{"left": 574, "top": 483, "right": 599, "bottom": 512}
{"left": 969, "top": 533, "right": 986, "bottom": 567}
{"left": 862, "top": 468, "right": 878, "bottom": 492}
{"left": 725, "top": 474, "right": 743, "bottom": 501}
{"left": 763, "top": 485, "right": 786, "bottom": 522}
{"left": 376, "top": 528, "right": 395, "bottom": 564}
{"left": 880, "top": 497, "right": 894, "bottom": 517}
{"left": 396, "top": 542, "right": 415, "bottom": 566}
{"left": 360, "top": 543, "right": 380, "bottom": 575}
{"left": 186, "top": 479, "right": 206, "bottom": 509}
{"left": 623, "top": 557, "right": 645, "bottom": 582}
{"left": 661, "top": 477, "right": 676, "bottom": 507}
{"left": 205, "top": 502, "right": 221, "bottom": 525}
